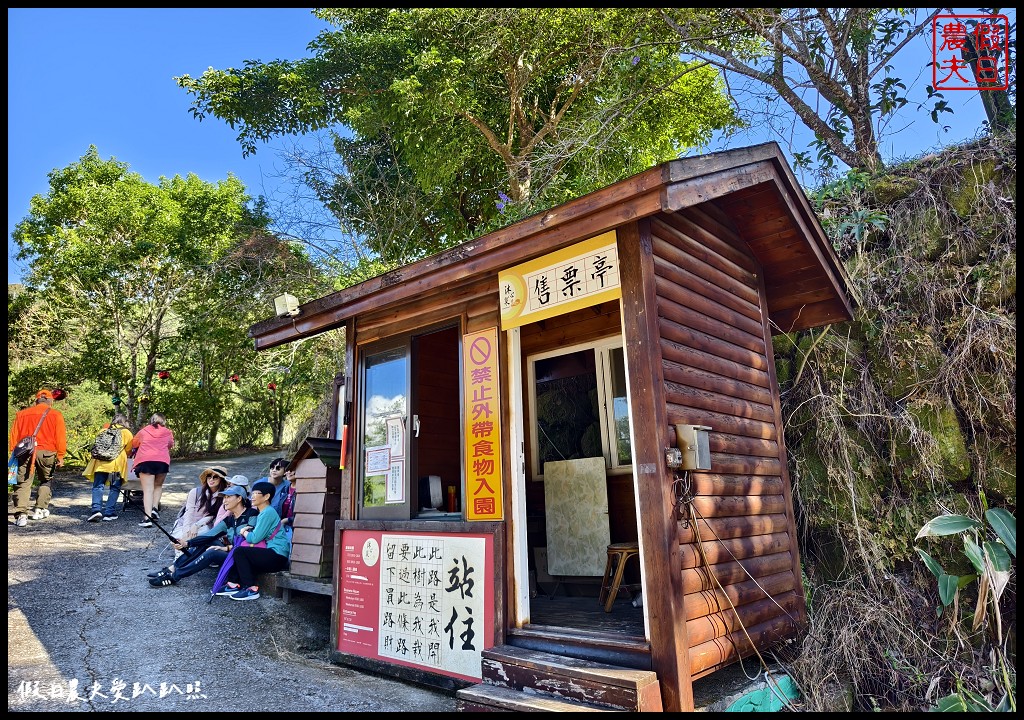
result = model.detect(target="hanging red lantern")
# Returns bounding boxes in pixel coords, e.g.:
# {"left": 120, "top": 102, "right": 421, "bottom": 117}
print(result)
{"left": 157, "top": 370, "right": 170, "bottom": 380}
{"left": 230, "top": 374, "right": 240, "bottom": 383}
{"left": 268, "top": 382, "right": 277, "bottom": 392}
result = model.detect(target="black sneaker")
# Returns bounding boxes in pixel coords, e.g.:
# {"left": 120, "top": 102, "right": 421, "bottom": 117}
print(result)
{"left": 88, "top": 511, "right": 103, "bottom": 522}
{"left": 102, "top": 515, "right": 118, "bottom": 522}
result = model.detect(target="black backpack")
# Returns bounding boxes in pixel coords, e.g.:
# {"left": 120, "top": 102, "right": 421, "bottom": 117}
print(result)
{"left": 90, "top": 425, "right": 125, "bottom": 461}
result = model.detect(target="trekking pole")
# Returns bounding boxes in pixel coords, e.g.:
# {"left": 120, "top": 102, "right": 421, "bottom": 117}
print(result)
{"left": 112, "top": 485, "right": 180, "bottom": 545}
{"left": 147, "top": 512, "right": 182, "bottom": 546}
{"left": 112, "top": 483, "right": 136, "bottom": 514}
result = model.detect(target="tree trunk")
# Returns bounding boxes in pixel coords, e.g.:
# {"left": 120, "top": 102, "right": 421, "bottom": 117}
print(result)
{"left": 961, "top": 34, "right": 1014, "bottom": 133}
{"left": 206, "top": 417, "right": 220, "bottom": 453}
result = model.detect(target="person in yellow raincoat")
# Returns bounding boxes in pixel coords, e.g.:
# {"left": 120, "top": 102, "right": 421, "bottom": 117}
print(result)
{"left": 83, "top": 413, "right": 134, "bottom": 522}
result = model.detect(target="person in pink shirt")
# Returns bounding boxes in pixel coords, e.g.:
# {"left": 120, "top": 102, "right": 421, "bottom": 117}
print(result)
{"left": 130, "top": 412, "right": 175, "bottom": 528}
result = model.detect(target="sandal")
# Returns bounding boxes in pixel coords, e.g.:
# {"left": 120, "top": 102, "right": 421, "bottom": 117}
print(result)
{"left": 149, "top": 575, "right": 177, "bottom": 587}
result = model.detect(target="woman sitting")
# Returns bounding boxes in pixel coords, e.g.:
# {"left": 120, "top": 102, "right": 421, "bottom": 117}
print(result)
{"left": 217, "top": 480, "right": 292, "bottom": 601}
{"left": 170, "top": 466, "right": 228, "bottom": 555}
{"left": 148, "top": 485, "right": 256, "bottom": 587}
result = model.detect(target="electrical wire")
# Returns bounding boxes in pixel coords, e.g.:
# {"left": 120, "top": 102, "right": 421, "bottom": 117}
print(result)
{"left": 680, "top": 472, "right": 801, "bottom": 710}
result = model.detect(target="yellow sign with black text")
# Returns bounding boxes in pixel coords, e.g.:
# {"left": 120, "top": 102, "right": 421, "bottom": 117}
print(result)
{"left": 462, "top": 327, "right": 503, "bottom": 521}
{"left": 498, "top": 231, "right": 620, "bottom": 329}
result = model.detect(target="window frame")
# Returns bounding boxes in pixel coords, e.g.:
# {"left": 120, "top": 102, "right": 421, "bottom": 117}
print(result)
{"left": 356, "top": 335, "right": 412, "bottom": 521}
{"left": 526, "top": 335, "right": 631, "bottom": 481}
{"left": 355, "top": 319, "right": 463, "bottom": 521}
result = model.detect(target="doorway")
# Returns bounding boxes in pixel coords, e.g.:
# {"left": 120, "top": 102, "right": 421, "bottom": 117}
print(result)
{"left": 508, "top": 300, "right": 646, "bottom": 647}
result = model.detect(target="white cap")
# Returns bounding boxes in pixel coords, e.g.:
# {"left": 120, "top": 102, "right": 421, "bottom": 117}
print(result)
{"left": 227, "top": 474, "right": 250, "bottom": 488}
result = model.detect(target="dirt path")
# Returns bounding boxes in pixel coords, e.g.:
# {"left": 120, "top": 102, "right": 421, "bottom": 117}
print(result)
{"left": 8, "top": 450, "right": 456, "bottom": 712}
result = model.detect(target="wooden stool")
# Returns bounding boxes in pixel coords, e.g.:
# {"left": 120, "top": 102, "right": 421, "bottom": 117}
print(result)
{"left": 599, "top": 542, "right": 640, "bottom": 612}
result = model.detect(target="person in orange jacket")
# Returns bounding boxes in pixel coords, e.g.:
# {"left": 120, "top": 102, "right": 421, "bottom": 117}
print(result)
{"left": 9, "top": 389, "right": 67, "bottom": 527}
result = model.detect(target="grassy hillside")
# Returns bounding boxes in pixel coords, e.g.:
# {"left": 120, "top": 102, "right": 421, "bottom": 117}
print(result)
{"left": 777, "top": 133, "right": 1016, "bottom": 711}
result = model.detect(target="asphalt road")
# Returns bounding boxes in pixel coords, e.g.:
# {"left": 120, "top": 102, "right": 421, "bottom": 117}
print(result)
{"left": 8, "top": 450, "right": 457, "bottom": 712}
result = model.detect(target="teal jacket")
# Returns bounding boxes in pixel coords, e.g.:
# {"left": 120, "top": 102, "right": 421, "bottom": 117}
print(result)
{"left": 246, "top": 506, "right": 292, "bottom": 560}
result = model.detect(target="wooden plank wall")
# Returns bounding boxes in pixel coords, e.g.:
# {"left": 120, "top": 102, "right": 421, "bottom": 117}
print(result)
{"left": 290, "top": 457, "right": 342, "bottom": 578}
{"left": 649, "top": 205, "right": 802, "bottom": 680}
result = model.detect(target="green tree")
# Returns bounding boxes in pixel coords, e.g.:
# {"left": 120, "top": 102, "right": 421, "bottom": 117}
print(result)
{"left": 658, "top": 8, "right": 948, "bottom": 174}
{"left": 165, "top": 226, "right": 329, "bottom": 451}
{"left": 10, "top": 146, "right": 267, "bottom": 429}
{"left": 176, "top": 8, "right": 738, "bottom": 263}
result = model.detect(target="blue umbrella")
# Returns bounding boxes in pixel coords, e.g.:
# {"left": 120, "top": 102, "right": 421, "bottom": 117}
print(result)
{"left": 208, "top": 534, "right": 244, "bottom": 602}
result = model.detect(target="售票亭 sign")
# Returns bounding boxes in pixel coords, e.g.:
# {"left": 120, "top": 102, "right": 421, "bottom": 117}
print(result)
{"left": 498, "top": 231, "right": 620, "bottom": 329}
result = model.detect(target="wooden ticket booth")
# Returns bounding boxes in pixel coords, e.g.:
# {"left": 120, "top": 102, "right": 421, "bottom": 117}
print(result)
{"left": 248, "top": 143, "right": 853, "bottom": 711}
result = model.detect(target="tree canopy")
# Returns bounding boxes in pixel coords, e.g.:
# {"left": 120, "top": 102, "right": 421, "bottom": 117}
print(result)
{"left": 176, "top": 8, "right": 738, "bottom": 264}
{"left": 10, "top": 146, "right": 338, "bottom": 451}
{"left": 657, "top": 8, "right": 1015, "bottom": 175}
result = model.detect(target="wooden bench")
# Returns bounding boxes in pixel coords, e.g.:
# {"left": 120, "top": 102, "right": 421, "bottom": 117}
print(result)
{"left": 270, "top": 571, "right": 333, "bottom": 603}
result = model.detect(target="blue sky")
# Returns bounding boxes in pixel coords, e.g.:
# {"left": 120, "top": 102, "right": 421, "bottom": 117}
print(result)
{"left": 8, "top": 8, "right": 331, "bottom": 284}
{"left": 8, "top": 8, "right": 1012, "bottom": 284}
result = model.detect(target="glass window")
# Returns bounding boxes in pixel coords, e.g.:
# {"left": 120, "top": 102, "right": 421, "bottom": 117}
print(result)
{"left": 356, "top": 324, "right": 462, "bottom": 520}
{"left": 606, "top": 347, "right": 632, "bottom": 467}
{"left": 361, "top": 346, "right": 407, "bottom": 509}
{"left": 528, "top": 338, "right": 632, "bottom": 478}
{"left": 534, "top": 350, "right": 602, "bottom": 467}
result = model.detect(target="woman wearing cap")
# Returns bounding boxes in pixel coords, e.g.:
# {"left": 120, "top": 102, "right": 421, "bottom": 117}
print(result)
{"left": 148, "top": 484, "right": 256, "bottom": 587}
{"left": 130, "top": 413, "right": 175, "bottom": 528}
{"left": 218, "top": 480, "right": 292, "bottom": 601}
{"left": 169, "top": 466, "right": 228, "bottom": 552}
{"left": 226, "top": 473, "right": 251, "bottom": 491}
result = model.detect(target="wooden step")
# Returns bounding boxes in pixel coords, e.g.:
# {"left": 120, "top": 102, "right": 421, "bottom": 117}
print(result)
{"left": 456, "top": 683, "right": 615, "bottom": 712}
{"left": 480, "top": 645, "right": 663, "bottom": 711}
{"left": 507, "top": 624, "right": 652, "bottom": 670}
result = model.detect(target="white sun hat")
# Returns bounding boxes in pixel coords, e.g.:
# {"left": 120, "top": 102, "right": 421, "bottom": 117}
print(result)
{"left": 227, "top": 474, "right": 251, "bottom": 488}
